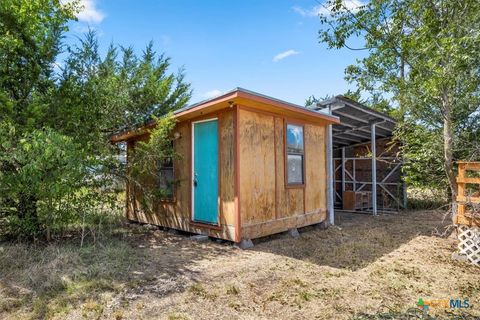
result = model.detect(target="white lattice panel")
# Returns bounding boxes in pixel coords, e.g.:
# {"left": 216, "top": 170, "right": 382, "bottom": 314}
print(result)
{"left": 458, "top": 225, "right": 480, "bottom": 266}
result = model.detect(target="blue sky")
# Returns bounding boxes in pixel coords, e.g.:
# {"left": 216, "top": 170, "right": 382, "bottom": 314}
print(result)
{"left": 65, "top": 0, "right": 366, "bottom": 106}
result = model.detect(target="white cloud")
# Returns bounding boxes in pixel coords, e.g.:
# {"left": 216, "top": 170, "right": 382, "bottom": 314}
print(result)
{"left": 292, "top": 6, "right": 309, "bottom": 16}
{"left": 62, "top": 0, "right": 105, "bottom": 23}
{"left": 273, "top": 49, "right": 300, "bottom": 62}
{"left": 293, "top": 0, "right": 365, "bottom": 17}
{"left": 78, "top": 0, "right": 105, "bottom": 23}
{"left": 204, "top": 89, "right": 223, "bottom": 99}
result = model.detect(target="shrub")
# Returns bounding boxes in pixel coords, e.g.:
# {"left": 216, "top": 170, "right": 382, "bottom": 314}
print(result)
{"left": 0, "top": 124, "right": 119, "bottom": 241}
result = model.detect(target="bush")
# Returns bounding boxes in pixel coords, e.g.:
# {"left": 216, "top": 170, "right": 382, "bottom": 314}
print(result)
{"left": 406, "top": 187, "right": 448, "bottom": 210}
{"left": 0, "top": 124, "right": 120, "bottom": 241}
{"left": 126, "top": 115, "right": 179, "bottom": 213}
{"left": 0, "top": 1, "right": 190, "bottom": 241}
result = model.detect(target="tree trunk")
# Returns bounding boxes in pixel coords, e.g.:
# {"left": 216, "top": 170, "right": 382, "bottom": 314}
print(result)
{"left": 442, "top": 94, "right": 457, "bottom": 213}
{"left": 399, "top": 56, "right": 405, "bottom": 115}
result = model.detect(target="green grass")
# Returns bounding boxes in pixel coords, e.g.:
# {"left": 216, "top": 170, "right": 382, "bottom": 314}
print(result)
{"left": 0, "top": 234, "right": 145, "bottom": 319}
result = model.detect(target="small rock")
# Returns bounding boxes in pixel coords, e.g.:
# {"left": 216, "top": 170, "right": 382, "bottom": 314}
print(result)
{"left": 315, "top": 221, "right": 328, "bottom": 230}
{"left": 287, "top": 228, "right": 300, "bottom": 238}
{"left": 452, "top": 251, "right": 468, "bottom": 262}
{"left": 234, "top": 239, "right": 254, "bottom": 250}
{"left": 190, "top": 235, "right": 209, "bottom": 242}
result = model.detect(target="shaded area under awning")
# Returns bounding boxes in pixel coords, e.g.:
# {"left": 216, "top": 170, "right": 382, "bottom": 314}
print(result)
{"left": 313, "top": 95, "right": 405, "bottom": 216}
{"left": 313, "top": 95, "right": 396, "bottom": 149}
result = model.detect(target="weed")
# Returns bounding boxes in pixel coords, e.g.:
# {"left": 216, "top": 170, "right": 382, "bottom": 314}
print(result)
{"left": 167, "top": 313, "right": 190, "bottom": 320}
{"left": 113, "top": 310, "right": 124, "bottom": 320}
{"left": 83, "top": 299, "right": 103, "bottom": 312}
{"left": 298, "top": 290, "right": 315, "bottom": 301}
{"left": 324, "top": 270, "right": 347, "bottom": 278}
{"left": 188, "top": 283, "right": 207, "bottom": 296}
{"left": 228, "top": 301, "right": 242, "bottom": 310}
{"left": 188, "top": 283, "right": 217, "bottom": 301}
{"left": 291, "top": 278, "right": 307, "bottom": 287}
{"left": 226, "top": 284, "right": 240, "bottom": 295}
{"left": 0, "top": 297, "right": 23, "bottom": 313}
{"left": 32, "top": 297, "right": 48, "bottom": 319}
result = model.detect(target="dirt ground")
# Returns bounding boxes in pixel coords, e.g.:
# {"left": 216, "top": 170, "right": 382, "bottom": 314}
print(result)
{"left": 1, "top": 210, "right": 479, "bottom": 319}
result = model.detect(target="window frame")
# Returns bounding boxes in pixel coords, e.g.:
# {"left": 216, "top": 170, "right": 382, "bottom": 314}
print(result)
{"left": 284, "top": 121, "right": 306, "bottom": 188}
{"left": 157, "top": 142, "right": 176, "bottom": 203}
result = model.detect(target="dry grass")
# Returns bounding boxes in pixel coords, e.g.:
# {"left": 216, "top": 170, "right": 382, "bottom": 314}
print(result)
{"left": 1, "top": 210, "right": 479, "bottom": 319}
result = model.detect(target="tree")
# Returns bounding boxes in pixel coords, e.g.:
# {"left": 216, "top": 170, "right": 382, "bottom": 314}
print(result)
{"left": 305, "top": 89, "right": 393, "bottom": 115}
{"left": 0, "top": 0, "right": 76, "bottom": 129}
{"left": 49, "top": 31, "right": 191, "bottom": 216}
{"left": 0, "top": 0, "right": 78, "bottom": 238}
{"left": 0, "top": 1, "right": 191, "bottom": 240}
{"left": 318, "top": 0, "right": 480, "bottom": 206}
{"left": 50, "top": 33, "right": 190, "bottom": 146}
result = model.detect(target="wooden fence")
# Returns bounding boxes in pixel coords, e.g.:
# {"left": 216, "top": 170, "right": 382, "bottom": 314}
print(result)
{"left": 455, "top": 161, "right": 480, "bottom": 266}
{"left": 455, "top": 161, "right": 480, "bottom": 227}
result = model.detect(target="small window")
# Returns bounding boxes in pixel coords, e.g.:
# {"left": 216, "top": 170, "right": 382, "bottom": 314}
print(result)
{"left": 286, "top": 123, "right": 304, "bottom": 185}
{"left": 158, "top": 156, "right": 175, "bottom": 200}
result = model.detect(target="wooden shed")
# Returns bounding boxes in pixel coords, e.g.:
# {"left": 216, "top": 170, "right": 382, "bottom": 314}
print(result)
{"left": 111, "top": 88, "right": 340, "bottom": 245}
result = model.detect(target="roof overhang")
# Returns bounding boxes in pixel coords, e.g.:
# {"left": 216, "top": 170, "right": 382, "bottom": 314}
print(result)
{"left": 111, "top": 88, "right": 340, "bottom": 143}
{"left": 315, "top": 95, "right": 397, "bottom": 149}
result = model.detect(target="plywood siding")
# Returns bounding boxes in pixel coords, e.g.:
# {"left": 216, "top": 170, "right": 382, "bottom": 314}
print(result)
{"left": 274, "top": 117, "right": 287, "bottom": 218}
{"left": 126, "top": 110, "right": 236, "bottom": 241}
{"left": 240, "top": 108, "right": 328, "bottom": 240}
{"left": 126, "top": 105, "right": 329, "bottom": 242}
{"left": 274, "top": 117, "right": 305, "bottom": 218}
{"left": 239, "top": 109, "right": 276, "bottom": 225}
{"left": 241, "top": 210, "right": 326, "bottom": 240}
{"left": 126, "top": 140, "right": 136, "bottom": 221}
{"left": 172, "top": 121, "right": 191, "bottom": 220}
{"left": 305, "top": 124, "right": 327, "bottom": 216}
{"left": 219, "top": 111, "right": 235, "bottom": 226}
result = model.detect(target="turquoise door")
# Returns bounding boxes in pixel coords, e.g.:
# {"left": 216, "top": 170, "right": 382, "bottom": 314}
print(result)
{"left": 193, "top": 119, "right": 219, "bottom": 224}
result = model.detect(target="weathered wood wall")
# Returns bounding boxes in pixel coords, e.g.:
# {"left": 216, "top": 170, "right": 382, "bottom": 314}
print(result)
{"left": 238, "top": 107, "right": 327, "bottom": 240}
{"left": 126, "top": 109, "right": 236, "bottom": 241}
{"left": 126, "top": 106, "right": 329, "bottom": 242}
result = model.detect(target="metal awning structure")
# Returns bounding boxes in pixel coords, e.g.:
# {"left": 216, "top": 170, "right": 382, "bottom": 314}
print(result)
{"left": 314, "top": 95, "right": 404, "bottom": 218}
{"left": 314, "top": 95, "right": 396, "bottom": 149}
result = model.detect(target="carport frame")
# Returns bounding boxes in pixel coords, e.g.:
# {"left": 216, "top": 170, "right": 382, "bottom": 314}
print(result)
{"left": 314, "top": 95, "right": 406, "bottom": 215}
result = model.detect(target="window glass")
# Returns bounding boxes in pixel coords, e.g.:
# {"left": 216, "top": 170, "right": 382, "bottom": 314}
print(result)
{"left": 286, "top": 124, "right": 304, "bottom": 153}
{"left": 287, "top": 154, "right": 303, "bottom": 184}
{"left": 286, "top": 124, "right": 304, "bottom": 185}
{"left": 158, "top": 157, "right": 174, "bottom": 200}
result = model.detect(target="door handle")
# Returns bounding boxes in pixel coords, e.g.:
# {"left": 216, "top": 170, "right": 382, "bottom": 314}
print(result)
{"left": 194, "top": 179, "right": 198, "bottom": 187}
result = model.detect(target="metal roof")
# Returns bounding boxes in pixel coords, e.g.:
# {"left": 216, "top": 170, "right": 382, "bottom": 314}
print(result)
{"left": 175, "top": 87, "right": 339, "bottom": 120}
{"left": 314, "top": 95, "right": 397, "bottom": 149}
{"left": 110, "top": 88, "right": 340, "bottom": 142}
